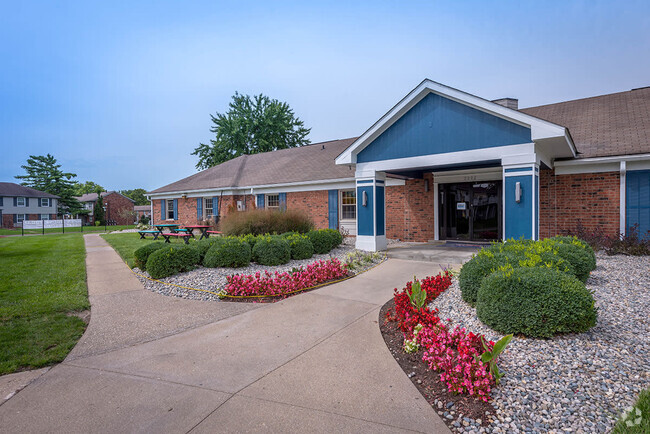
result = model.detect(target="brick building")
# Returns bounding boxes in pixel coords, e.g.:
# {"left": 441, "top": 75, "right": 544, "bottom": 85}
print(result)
{"left": 148, "top": 80, "right": 650, "bottom": 251}
{"left": 75, "top": 191, "right": 136, "bottom": 225}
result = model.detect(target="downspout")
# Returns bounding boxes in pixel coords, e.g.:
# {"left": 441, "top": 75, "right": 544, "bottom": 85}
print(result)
{"left": 620, "top": 161, "right": 626, "bottom": 237}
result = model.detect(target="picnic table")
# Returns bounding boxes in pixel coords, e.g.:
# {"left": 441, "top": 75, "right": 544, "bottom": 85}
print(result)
{"left": 160, "top": 232, "right": 192, "bottom": 244}
{"left": 205, "top": 230, "right": 223, "bottom": 238}
{"left": 138, "top": 230, "right": 160, "bottom": 240}
{"left": 154, "top": 224, "right": 179, "bottom": 234}
{"left": 184, "top": 225, "right": 211, "bottom": 239}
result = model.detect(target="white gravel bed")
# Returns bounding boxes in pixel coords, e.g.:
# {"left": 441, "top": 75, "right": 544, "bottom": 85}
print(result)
{"left": 429, "top": 253, "right": 650, "bottom": 433}
{"left": 133, "top": 239, "right": 382, "bottom": 301}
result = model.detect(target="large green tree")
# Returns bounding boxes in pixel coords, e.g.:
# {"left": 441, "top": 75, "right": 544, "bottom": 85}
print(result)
{"left": 73, "top": 181, "right": 105, "bottom": 196}
{"left": 192, "top": 92, "right": 311, "bottom": 169}
{"left": 119, "top": 188, "right": 149, "bottom": 206}
{"left": 15, "top": 154, "right": 83, "bottom": 215}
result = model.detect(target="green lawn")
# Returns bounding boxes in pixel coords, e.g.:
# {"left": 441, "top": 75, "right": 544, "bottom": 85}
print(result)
{"left": 0, "top": 224, "right": 135, "bottom": 236}
{"left": 614, "top": 388, "right": 650, "bottom": 433}
{"left": 102, "top": 232, "right": 194, "bottom": 268}
{"left": 0, "top": 235, "right": 90, "bottom": 375}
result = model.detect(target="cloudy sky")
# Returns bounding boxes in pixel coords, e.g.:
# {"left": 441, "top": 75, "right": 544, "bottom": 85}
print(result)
{"left": 2, "top": 1, "right": 649, "bottom": 191}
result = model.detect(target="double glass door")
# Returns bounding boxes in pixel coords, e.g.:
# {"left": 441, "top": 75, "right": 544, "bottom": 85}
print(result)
{"left": 439, "top": 182, "right": 502, "bottom": 241}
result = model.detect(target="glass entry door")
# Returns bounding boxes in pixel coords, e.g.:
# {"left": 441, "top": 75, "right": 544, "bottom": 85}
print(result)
{"left": 439, "top": 182, "right": 502, "bottom": 241}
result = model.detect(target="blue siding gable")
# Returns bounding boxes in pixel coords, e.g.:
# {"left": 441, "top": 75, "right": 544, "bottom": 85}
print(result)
{"left": 357, "top": 93, "right": 532, "bottom": 163}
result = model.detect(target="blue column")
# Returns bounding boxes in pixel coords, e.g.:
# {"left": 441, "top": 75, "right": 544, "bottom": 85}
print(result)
{"left": 355, "top": 172, "right": 386, "bottom": 251}
{"left": 503, "top": 165, "right": 538, "bottom": 240}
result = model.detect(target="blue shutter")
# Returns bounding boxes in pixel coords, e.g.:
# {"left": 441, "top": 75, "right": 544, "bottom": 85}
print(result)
{"left": 161, "top": 199, "right": 165, "bottom": 220}
{"left": 257, "top": 194, "right": 265, "bottom": 209}
{"left": 0, "top": 197, "right": 3, "bottom": 206}
{"left": 14, "top": 197, "right": 17, "bottom": 207}
{"left": 213, "top": 196, "right": 219, "bottom": 217}
{"left": 328, "top": 190, "right": 338, "bottom": 229}
{"left": 173, "top": 199, "right": 178, "bottom": 220}
{"left": 279, "top": 193, "right": 287, "bottom": 211}
{"left": 13, "top": 214, "right": 17, "bottom": 224}
{"left": 627, "top": 170, "right": 650, "bottom": 236}
{"left": 37, "top": 198, "right": 41, "bottom": 207}
{"left": 197, "top": 198, "right": 203, "bottom": 220}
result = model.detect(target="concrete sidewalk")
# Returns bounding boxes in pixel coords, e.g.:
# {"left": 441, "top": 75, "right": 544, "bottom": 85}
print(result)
{"left": 0, "top": 234, "right": 462, "bottom": 433}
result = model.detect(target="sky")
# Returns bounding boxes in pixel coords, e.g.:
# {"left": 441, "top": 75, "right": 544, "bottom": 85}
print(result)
{"left": 1, "top": 1, "right": 649, "bottom": 191}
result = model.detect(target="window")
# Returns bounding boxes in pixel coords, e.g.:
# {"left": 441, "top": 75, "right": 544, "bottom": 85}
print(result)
{"left": 41, "top": 214, "right": 50, "bottom": 220}
{"left": 85, "top": 202, "right": 93, "bottom": 210}
{"left": 340, "top": 190, "right": 356, "bottom": 220}
{"left": 16, "top": 214, "right": 26, "bottom": 223}
{"left": 16, "top": 197, "right": 26, "bottom": 207}
{"left": 40, "top": 198, "right": 50, "bottom": 207}
{"left": 266, "top": 194, "right": 280, "bottom": 209}
{"left": 204, "top": 198, "right": 213, "bottom": 218}
{"left": 166, "top": 199, "right": 174, "bottom": 220}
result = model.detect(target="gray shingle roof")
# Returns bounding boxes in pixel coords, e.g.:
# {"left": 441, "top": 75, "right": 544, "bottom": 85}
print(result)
{"left": 0, "top": 182, "right": 59, "bottom": 198}
{"left": 75, "top": 191, "right": 135, "bottom": 203}
{"left": 521, "top": 86, "right": 650, "bottom": 159}
{"left": 149, "top": 138, "right": 358, "bottom": 194}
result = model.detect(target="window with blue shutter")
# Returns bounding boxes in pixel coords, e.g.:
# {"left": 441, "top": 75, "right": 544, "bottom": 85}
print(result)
{"left": 13, "top": 197, "right": 17, "bottom": 207}
{"left": 161, "top": 199, "right": 165, "bottom": 220}
{"left": 173, "top": 199, "right": 178, "bottom": 220}
{"left": 328, "top": 190, "right": 338, "bottom": 229}
{"left": 257, "top": 194, "right": 265, "bottom": 209}
{"left": 213, "top": 196, "right": 219, "bottom": 217}
{"left": 197, "top": 198, "right": 203, "bottom": 220}
{"left": 279, "top": 193, "right": 287, "bottom": 211}
{"left": 627, "top": 170, "right": 650, "bottom": 236}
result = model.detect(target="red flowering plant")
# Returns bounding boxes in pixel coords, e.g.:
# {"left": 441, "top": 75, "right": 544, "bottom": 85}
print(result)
{"left": 224, "top": 258, "right": 348, "bottom": 298}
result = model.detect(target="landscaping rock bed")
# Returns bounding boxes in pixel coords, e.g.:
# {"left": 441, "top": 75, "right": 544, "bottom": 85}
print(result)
{"left": 133, "top": 240, "right": 380, "bottom": 302}
{"left": 429, "top": 253, "right": 650, "bottom": 433}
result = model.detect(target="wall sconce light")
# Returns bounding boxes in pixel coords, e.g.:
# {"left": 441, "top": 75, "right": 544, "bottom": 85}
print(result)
{"left": 362, "top": 190, "right": 368, "bottom": 207}
{"left": 424, "top": 179, "right": 429, "bottom": 192}
{"left": 181, "top": 193, "right": 187, "bottom": 199}
{"left": 515, "top": 182, "right": 522, "bottom": 203}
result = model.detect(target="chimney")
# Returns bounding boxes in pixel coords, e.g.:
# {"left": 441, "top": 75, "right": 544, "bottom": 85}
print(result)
{"left": 491, "top": 98, "right": 518, "bottom": 110}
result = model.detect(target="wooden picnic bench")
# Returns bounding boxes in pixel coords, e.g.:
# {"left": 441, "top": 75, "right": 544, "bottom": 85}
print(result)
{"left": 161, "top": 232, "right": 193, "bottom": 244}
{"left": 184, "top": 225, "right": 211, "bottom": 239}
{"left": 138, "top": 230, "right": 160, "bottom": 240}
{"left": 205, "top": 230, "right": 223, "bottom": 238}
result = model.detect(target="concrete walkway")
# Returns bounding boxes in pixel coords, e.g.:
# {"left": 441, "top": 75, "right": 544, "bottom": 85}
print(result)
{"left": 0, "top": 235, "right": 472, "bottom": 433}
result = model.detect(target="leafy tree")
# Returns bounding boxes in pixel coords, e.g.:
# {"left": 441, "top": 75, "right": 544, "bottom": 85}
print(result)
{"left": 119, "top": 188, "right": 149, "bottom": 206}
{"left": 94, "top": 191, "right": 105, "bottom": 225}
{"left": 73, "top": 181, "right": 105, "bottom": 196}
{"left": 15, "top": 154, "right": 83, "bottom": 215}
{"left": 192, "top": 92, "right": 311, "bottom": 169}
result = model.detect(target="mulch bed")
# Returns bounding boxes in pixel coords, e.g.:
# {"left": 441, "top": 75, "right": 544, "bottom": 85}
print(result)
{"left": 379, "top": 298, "right": 494, "bottom": 430}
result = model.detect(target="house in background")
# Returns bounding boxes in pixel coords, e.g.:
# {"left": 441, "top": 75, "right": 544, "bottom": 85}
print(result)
{"left": 134, "top": 204, "right": 151, "bottom": 222}
{"left": 75, "top": 191, "right": 135, "bottom": 225}
{"left": 147, "top": 80, "right": 650, "bottom": 251}
{"left": 0, "top": 182, "right": 59, "bottom": 228}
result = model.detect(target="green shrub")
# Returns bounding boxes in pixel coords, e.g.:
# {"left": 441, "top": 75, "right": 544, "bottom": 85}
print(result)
{"left": 307, "top": 230, "right": 334, "bottom": 254}
{"left": 133, "top": 242, "right": 165, "bottom": 270}
{"left": 286, "top": 233, "right": 314, "bottom": 260}
{"left": 323, "top": 228, "right": 343, "bottom": 248}
{"left": 552, "top": 242, "right": 593, "bottom": 282}
{"left": 146, "top": 245, "right": 200, "bottom": 279}
{"left": 458, "top": 250, "right": 509, "bottom": 305}
{"left": 280, "top": 231, "right": 299, "bottom": 238}
{"left": 203, "top": 237, "right": 251, "bottom": 268}
{"left": 550, "top": 235, "right": 597, "bottom": 271}
{"left": 196, "top": 237, "right": 226, "bottom": 263}
{"left": 220, "top": 208, "right": 314, "bottom": 236}
{"left": 252, "top": 236, "right": 291, "bottom": 265}
{"left": 239, "top": 233, "right": 259, "bottom": 250}
{"left": 476, "top": 267, "right": 597, "bottom": 338}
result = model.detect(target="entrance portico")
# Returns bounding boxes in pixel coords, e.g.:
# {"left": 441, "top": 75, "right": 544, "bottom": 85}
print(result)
{"left": 336, "top": 79, "right": 576, "bottom": 251}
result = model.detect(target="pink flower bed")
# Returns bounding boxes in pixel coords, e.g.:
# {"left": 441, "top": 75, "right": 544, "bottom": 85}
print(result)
{"left": 224, "top": 258, "right": 348, "bottom": 297}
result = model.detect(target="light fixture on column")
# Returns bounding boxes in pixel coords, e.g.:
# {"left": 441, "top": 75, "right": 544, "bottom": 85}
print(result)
{"left": 362, "top": 191, "right": 368, "bottom": 207}
{"left": 515, "top": 182, "right": 522, "bottom": 203}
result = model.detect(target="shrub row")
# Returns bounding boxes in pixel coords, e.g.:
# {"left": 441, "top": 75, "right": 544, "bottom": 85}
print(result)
{"left": 458, "top": 236, "right": 598, "bottom": 338}
{"left": 132, "top": 228, "right": 345, "bottom": 278}
{"left": 219, "top": 208, "right": 314, "bottom": 236}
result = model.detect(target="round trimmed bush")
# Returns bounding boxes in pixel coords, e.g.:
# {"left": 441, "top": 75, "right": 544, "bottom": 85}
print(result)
{"left": 286, "top": 234, "right": 314, "bottom": 260}
{"left": 550, "top": 236, "right": 596, "bottom": 271}
{"left": 552, "top": 242, "right": 593, "bottom": 282}
{"left": 146, "top": 244, "right": 200, "bottom": 279}
{"left": 252, "top": 236, "right": 291, "bottom": 265}
{"left": 133, "top": 242, "right": 165, "bottom": 270}
{"left": 306, "top": 230, "right": 333, "bottom": 254}
{"left": 203, "top": 238, "right": 251, "bottom": 268}
{"left": 476, "top": 267, "right": 597, "bottom": 338}
{"left": 323, "top": 228, "right": 343, "bottom": 248}
{"left": 458, "top": 249, "right": 509, "bottom": 305}
{"left": 240, "top": 233, "right": 260, "bottom": 250}
{"left": 196, "top": 237, "right": 226, "bottom": 263}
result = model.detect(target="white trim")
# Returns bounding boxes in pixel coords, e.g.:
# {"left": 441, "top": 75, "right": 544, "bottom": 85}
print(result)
{"left": 554, "top": 153, "right": 650, "bottom": 175}
{"left": 336, "top": 79, "right": 575, "bottom": 165}
{"left": 355, "top": 143, "right": 535, "bottom": 177}
{"left": 620, "top": 161, "right": 626, "bottom": 237}
{"left": 356, "top": 235, "right": 387, "bottom": 252}
{"left": 502, "top": 169, "right": 506, "bottom": 238}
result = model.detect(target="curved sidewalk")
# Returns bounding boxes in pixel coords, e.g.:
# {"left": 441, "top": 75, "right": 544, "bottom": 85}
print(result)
{"left": 0, "top": 234, "right": 457, "bottom": 433}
